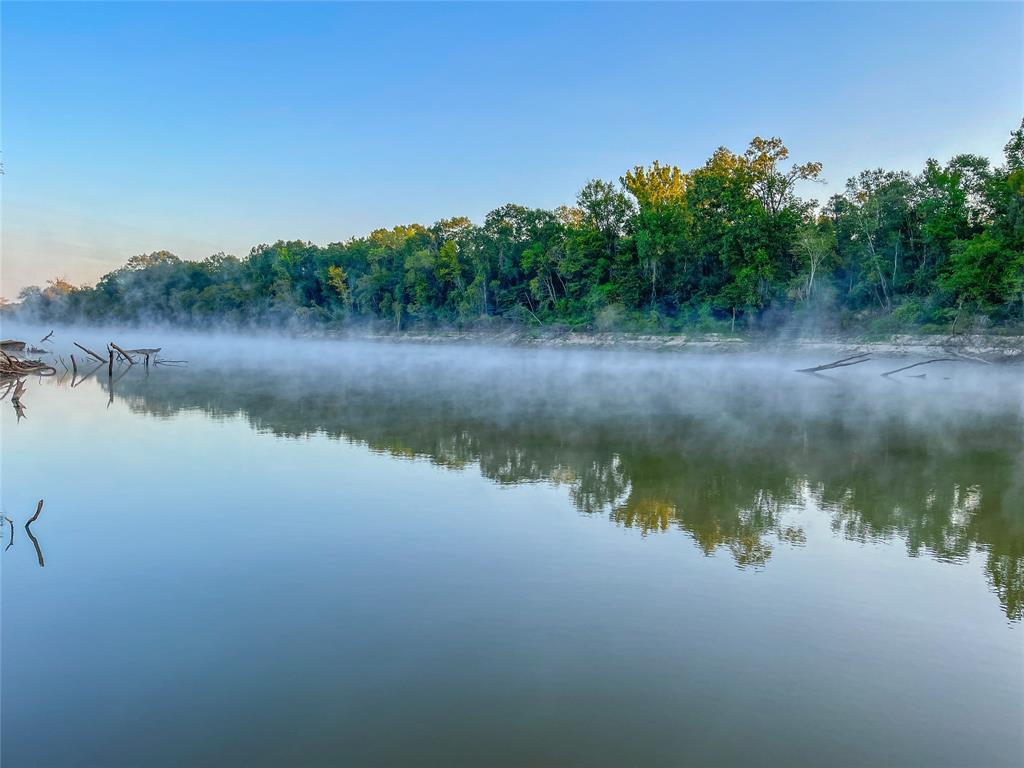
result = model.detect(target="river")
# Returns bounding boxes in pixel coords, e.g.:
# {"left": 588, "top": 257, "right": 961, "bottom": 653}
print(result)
{"left": 2, "top": 334, "right": 1022, "bottom": 766}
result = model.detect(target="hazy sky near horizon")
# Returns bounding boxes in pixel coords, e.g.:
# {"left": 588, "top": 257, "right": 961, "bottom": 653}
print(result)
{"left": 2, "top": 1, "right": 1021, "bottom": 296}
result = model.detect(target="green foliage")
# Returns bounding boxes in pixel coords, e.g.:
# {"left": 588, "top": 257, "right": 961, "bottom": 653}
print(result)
{"left": 941, "top": 232, "right": 1022, "bottom": 313}
{"left": 621, "top": 161, "right": 688, "bottom": 208}
{"left": 14, "top": 123, "right": 1024, "bottom": 333}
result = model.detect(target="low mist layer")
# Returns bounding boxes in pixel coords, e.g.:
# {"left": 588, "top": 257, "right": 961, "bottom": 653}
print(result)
{"left": 9, "top": 326, "right": 1021, "bottom": 618}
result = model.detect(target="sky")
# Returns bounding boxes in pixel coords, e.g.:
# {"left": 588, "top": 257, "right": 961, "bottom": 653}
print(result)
{"left": 1, "top": 1, "right": 1021, "bottom": 297}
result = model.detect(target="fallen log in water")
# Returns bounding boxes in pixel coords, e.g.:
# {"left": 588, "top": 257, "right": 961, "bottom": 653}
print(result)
{"left": 110, "top": 342, "right": 136, "bottom": 364}
{"left": 0, "top": 350, "right": 57, "bottom": 378}
{"left": 0, "top": 340, "right": 26, "bottom": 353}
{"left": 880, "top": 358, "right": 965, "bottom": 377}
{"left": 797, "top": 352, "right": 871, "bottom": 373}
{"left": 73, "top": 342, "right": 106, "bottom": 364}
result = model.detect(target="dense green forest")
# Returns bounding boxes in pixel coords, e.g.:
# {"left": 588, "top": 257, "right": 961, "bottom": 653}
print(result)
{"left": 13, "top": 121, "right": 1024, "bottom": 334}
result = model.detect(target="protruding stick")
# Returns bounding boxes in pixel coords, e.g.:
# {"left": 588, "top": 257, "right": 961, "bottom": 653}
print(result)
{"left": 26, "top": 499, "right": 43, "bottom": 526}
{"left": 880, "top": 358, "right": 963, "bottom": 377}
{"left": 797, "top": 352, "right": 871, "bottom": 374}
{"left": 110, "top": 342, "right": 136, "bottom": 364}
{"left": 73, "top": 342, "right": 106, "bottom": 364}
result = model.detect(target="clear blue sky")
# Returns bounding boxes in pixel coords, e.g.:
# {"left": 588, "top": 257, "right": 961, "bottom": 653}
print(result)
{"left": 2, "top": 1, "right": 1021, "bottom": 296}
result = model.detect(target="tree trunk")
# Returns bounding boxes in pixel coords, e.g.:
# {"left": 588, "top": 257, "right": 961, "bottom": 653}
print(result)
{"left": 807, "top": 257, "right": 818, "bottom": 300}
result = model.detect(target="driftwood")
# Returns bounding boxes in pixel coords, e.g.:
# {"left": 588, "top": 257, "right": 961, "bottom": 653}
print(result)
{"left": 0, "top": 339, "right": 26, "bottom": 352}
{"left": 1, "top": 350, "right": 57, "bottom": 378}
{"left": 73, "top": 342, "right": 106, "bottom": 364}
{"left": 110, "top": 342, "right": 136, "bottom": 364}
{"left": 880, "top": 358, "right": 965, "bottom": 377}
{"left": 797, "top": 352, "right": 871, "bottom": 374}
{"left": 40, "top": 330, "right": 54, "bottom": 343}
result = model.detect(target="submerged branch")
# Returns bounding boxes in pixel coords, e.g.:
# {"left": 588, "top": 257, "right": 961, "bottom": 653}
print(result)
{"left": 24, "top": 523, "right": 44, "bottom": 567}
{"left": 110, "top": 342, "right": 136, "bottom": 364}
{"left": 71, "top": 362, "right": 104, "bottom": 387}
{"left": 880, "top": 358, "right": 964, "bottom": 377}
{"left": 26, "top": 499, "right": 43, "bottom": 526}
{"left": 796, "top": 352, "right": 870, "bottom": 373}
{"left": 73, "top": 342, "right": 106, "bottom": 364}
{"left": 25, "top": 500, "right": 44, "bottom": 567}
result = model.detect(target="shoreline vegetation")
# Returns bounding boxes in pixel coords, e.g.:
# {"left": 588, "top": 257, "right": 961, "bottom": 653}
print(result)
{"left": 7, "top": 123, "right": 1024, "bottom": 337}
{"left": 7, "top": 324, "right": 1022, "bottom": 366}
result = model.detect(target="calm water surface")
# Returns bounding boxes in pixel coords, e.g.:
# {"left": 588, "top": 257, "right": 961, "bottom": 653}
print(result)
{"left": 2, "top": 335, "right": 1022, "bottom": 767}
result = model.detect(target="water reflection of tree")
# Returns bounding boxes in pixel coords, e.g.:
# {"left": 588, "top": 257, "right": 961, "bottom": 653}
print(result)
{"left": 104, "top": 367, "right": 1023, "bottom": 619}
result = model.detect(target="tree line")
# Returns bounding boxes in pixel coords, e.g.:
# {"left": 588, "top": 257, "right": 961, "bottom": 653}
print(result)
{"left": 14, "top": 121, "right": 1024, "bottom": 334}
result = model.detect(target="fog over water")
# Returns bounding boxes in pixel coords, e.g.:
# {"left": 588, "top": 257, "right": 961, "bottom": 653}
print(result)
{"left": 2, "top": 324, "right": 1023, "bottom": 766}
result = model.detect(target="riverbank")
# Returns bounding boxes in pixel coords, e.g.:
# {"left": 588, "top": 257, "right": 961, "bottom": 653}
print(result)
{"left": 4, "top": 319, "right": 1023, "bottom": 364}
{"left": 328, "top": 328, "right": 1024, "bottom": 362}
